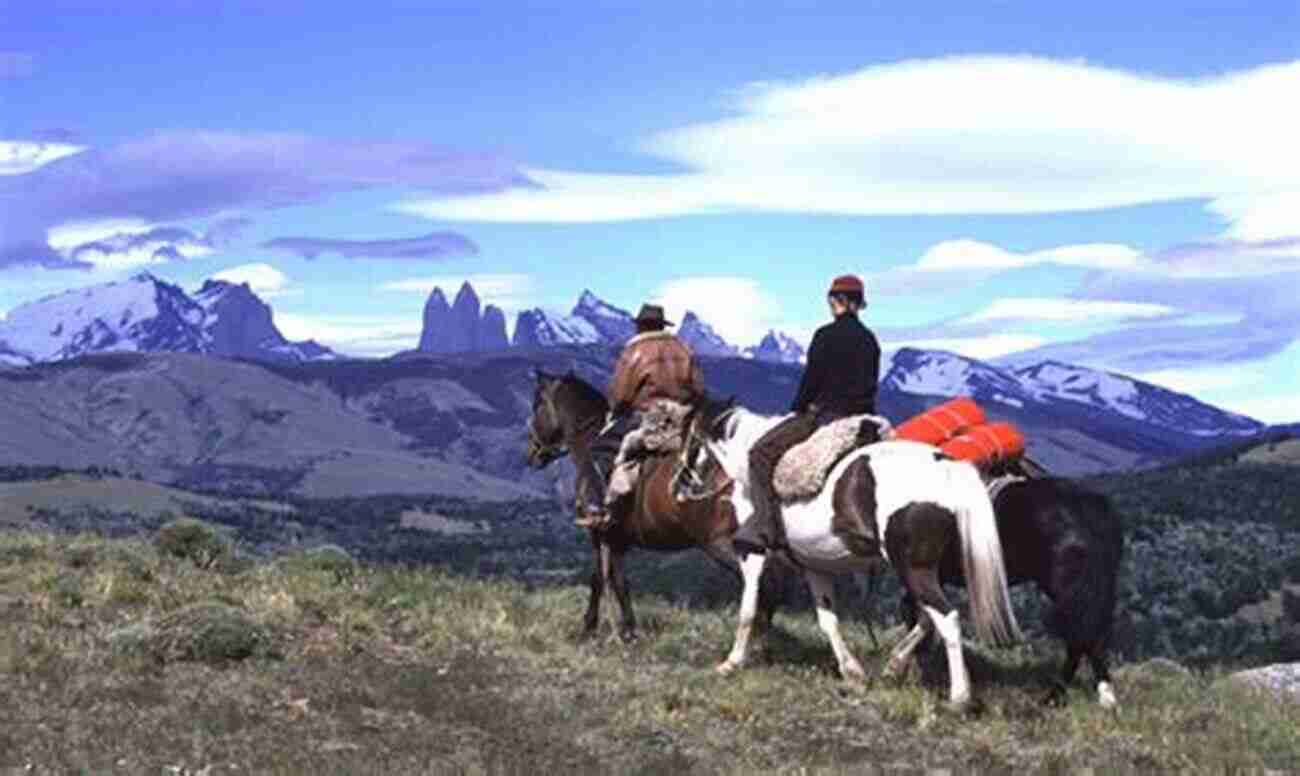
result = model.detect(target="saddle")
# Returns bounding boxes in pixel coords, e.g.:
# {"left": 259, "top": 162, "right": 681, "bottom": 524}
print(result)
{"left": 606, "top": 399, "right": 691, "bottom": 503}
{"left": 772, "top": 414, "right": 894, "bottom": 502}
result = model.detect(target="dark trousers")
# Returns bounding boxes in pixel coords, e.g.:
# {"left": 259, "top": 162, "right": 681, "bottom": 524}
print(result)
{"left": 579, "top": 413, "right": 638, "bottom": 515}
{"left": 736, "top": 411, "right": 821, "bottom": 553}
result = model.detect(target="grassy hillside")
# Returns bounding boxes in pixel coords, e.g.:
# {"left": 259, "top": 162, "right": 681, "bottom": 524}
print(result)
{"left": 3, "top": 529, "right": 1299, "bottom": 774}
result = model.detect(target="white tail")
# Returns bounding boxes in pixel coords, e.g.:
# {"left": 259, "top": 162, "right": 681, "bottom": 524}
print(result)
{"left": 947, "top": 461, "right": 1022, "bottom": 645}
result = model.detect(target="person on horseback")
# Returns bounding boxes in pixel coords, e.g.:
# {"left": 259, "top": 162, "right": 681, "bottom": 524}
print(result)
{"left": 733, "top": 274, "right": 882, "bottom": 558}
{"left": 576, "top": 303, "right": 705, "bottom": 529}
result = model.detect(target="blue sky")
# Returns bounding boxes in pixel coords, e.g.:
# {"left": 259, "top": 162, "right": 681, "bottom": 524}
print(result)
{"left": 1, "top": 0, "right": 1298, "bottom": 422}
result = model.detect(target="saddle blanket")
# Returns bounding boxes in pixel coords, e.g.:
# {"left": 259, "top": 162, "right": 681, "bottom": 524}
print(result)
{"left": 773, "top": 414, "right": 894, "bottom": 501}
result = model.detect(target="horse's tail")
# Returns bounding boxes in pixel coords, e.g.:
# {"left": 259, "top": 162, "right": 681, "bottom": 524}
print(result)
{"left": 946, "top": 461, "right": 1022, "bottom": 646}
{"left": 1047, "top": 488, "right": 1125, "bottom": 650}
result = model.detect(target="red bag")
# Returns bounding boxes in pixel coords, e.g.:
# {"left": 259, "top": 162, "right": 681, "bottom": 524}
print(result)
{"left": 894, "top": 397, "right": 986, "bottom": 446}
{"left": 939, "top": 422, "right": 1026, "bottom": 466}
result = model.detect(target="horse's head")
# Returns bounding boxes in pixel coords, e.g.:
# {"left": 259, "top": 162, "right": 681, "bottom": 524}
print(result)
{"left": 526, "top": 368, "right": 567, "bottom": 468}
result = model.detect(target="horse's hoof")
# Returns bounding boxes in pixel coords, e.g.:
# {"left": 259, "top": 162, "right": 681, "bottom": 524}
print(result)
{"left": 946, "top": 696, "right": 980, "bottom": 716}
{"left": 715, "top": 660, "right": 741, "bottom": 676}
{"left": 1097, "top": 681, "right": 1118, "bottom": 710}
{"left": 1041, "top": 683, "right": 1068, "bottom": 707}
{"left": 841, "top": 662, "right": 868, "bottom": 684}
{"left": 882, "top": 658, "right": 910, "bottom": 683}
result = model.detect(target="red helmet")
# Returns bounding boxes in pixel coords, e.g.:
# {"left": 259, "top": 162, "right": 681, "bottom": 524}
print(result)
{"left": 828, "top": 274, "right": 865, "bottom": 295}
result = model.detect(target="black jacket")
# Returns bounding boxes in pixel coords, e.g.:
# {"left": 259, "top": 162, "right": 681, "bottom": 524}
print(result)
{"left": 791, "top": 312, "right": 880, "bottom": 418}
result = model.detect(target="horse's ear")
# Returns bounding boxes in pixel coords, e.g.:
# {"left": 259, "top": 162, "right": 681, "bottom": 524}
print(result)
{"left": 534, "top": 367, "right": 554, "bottom": 383}
{"left": 725, "top": 394, "right": 737, "bottom": 408}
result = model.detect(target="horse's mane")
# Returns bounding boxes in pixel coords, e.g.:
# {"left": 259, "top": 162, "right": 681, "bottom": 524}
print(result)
{"left": 707, "top": 407, "right": 790, "bottom": 484}
{"left": 559, "top": 372, "right": 607, "bottom": 405}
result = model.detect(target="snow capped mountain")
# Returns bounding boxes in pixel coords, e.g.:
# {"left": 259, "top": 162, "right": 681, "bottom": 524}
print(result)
{"left": 883, "top": 347, "right": 1263, "bottom": 439}
{"left": 571, "top": 289, "right": 636, "bottom": 344}
{"left": 745, "top": 330, "right": 806, "bottom": 364}
{"left": 0, "top": 273, "right": 335, "bottom": 365}
{"left": 1012, "top": 360, "right": 1261, "bottom": 437}
{"left": 679, "top": 311, "right": 738, "bottom": 357}
{"left": 511, "top": 308, "right": 602, "bottom": 348}
{"left": 884, "top": 347, "right": 1026, "bottom": 406}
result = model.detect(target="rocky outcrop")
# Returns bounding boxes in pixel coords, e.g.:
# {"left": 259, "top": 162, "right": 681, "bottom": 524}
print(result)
{"left": 418, "top": 282, "right": 510, "bottom": 353}
{"left": 679, "top": 312, "right": 738, "bottom": 357}
{"left": 745, "top": 330, "right": 805, "bottom": 364}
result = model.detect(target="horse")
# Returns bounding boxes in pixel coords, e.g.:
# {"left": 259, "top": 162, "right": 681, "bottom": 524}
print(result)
{"left": 525, "top": 369, "right": 776, "bottom": 641}
{"left": 896, "top": 475, "right": 1124, "bottom": 707}
{"left": 682, "top": 396, "right": 1022, "bottom": 709}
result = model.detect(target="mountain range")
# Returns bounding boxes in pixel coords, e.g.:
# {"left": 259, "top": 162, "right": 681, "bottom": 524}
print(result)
{"left": 0, "top": 273, "right": 334, "bottom": 367}
{"left": 0, "top": 272, "right": 1280, "bottom": 503}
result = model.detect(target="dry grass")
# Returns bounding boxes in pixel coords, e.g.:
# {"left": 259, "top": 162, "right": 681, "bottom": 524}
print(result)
{"left": 2, "top": 528, "right": 1299, "bottom": 774}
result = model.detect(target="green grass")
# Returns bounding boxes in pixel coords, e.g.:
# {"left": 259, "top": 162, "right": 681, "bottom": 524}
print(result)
{"left": 2, "top": 529, "right": 1299, "bottom": 774}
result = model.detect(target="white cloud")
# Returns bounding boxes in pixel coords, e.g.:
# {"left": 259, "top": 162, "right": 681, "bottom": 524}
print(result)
{"left": 396, "top": 56, "right": 1300, "bottom": 226}
{"left": 916, "top": 240, "right": 1145, "bottom": 272}
{"left": 0, "top": 140, "right": 86, "bottom": 175}
{"left": 887, "top": 334, "right": 1048, "bottom": 361}
{"left": 1206, "top": 191, "right": 1300, "bottom": 242}
{"left": 272, "top": 311, "right": 421, "bottom": 357}
{"left": 650, "top": 276, "right": 785, "bottom": 347}
{"left": 1213, "top": 393, "right": 1300, "bottom": 425}
{"left": 46, "top": 219, "right": 155, "bottom": 252}
{"left": 957, "top": 297, "right": 1174, "bottom": 324}
{"left": 209, "top": 263, "right": 292, "bottom": 297}
{"left": 1132, "top": 367, "right": 1254, "bottom": 395}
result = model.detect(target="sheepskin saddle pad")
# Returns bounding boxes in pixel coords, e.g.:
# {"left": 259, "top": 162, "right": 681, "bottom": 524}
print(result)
{"left": 773, "top": 415, "right": 894, "bottom": 502}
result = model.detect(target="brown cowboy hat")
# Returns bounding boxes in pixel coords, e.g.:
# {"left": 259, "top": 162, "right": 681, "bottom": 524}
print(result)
{"left": 634, "top": 304, "right": 674, "bottom": 327}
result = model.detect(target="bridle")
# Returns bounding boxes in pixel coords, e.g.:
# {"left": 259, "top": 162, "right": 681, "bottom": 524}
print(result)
{"left": 526, "top": 387, "right": 568, "bottom": 466}
{"left": 671, "top": 405, "right": 738, "bottom": 502}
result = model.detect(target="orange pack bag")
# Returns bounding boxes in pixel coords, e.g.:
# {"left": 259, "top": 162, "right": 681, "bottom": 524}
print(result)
{"left": 894, "top": 397, "right": 986, "bottom": 446}
{"left": 939, "top": 422, "right": 1026, "bottom": 466}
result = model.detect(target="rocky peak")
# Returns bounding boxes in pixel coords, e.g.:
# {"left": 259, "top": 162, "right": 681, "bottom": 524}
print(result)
{"left": 745, "top": 330, "right": 805, "bottom": 364}
{"left": 678, "top": 311, "right": 738, "bottom": 357}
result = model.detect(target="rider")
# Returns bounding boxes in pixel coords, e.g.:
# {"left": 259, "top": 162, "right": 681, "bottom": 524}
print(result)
{"left": 732, "top": 274, "right": 882, "bottom": 558}
{"left": 575, "top": 303, "right": 705, "bottom": 529}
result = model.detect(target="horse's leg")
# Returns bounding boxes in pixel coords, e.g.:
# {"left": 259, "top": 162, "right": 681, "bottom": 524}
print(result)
{"left": 885, "top": 620, "right": 931, "bottom": 679}
{"left": 909, "top": 566, "right": 972, "bottom": 709}
{"left": 717, "top": 552, "right": 767, "bottom": 675}
{"left": 607, "top": 545, "right": 637, "bottom": 642}
{"left": 581, "top": 531, "right": 605, "bottom": 638}
{"left": 1088, "top": 643, "right": 1118, "bottom": 709}
{"left": 701, "top": 537, "right": 779, "bottom": 633}
{"left": 806, "top": 570, "right": 866, "bottom": 682}
{"left": 1044, "top": 645, "right": 1083, "bottom": 706}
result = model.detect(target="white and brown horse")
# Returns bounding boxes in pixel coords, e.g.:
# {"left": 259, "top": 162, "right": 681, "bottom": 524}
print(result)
{"left": 684, "top": 397, "right": 1021, "bottom": 708}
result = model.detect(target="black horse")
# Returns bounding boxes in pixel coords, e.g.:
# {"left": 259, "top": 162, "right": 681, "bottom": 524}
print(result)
{"left": 897, "top": 476, "right": 1125, "bottom": 707}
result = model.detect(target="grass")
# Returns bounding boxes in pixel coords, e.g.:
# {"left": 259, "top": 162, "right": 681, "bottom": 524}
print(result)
{"left": 2, "top": 529, "right": 1299, "bottom": 774}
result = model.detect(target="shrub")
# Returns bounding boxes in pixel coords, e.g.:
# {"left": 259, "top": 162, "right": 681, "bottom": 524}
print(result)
{"left": 281, "top": 544, "right": 357, "bottom": 582}
{"left": 155, "top": 517, "right": 232, "bottom": 570}
{"left": 110, "top": 602, "right": 274, "bottom": 665}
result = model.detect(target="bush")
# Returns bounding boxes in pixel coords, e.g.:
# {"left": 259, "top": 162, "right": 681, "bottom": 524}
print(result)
{"left": 110, "top": 601, "right": 274, "bottom": 664}
{"left": 155, "top": 517, "right": 232, "bottom": 570}
{"left": 281, "top": 544, "right": 357, "bottom": 582}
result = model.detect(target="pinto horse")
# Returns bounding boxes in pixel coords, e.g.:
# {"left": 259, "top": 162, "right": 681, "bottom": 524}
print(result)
{"left": 897, "top": 476, "right": 1125, "bottom": 707}
{"left": 683, "top": 397, "right": 1021, "bottom": 708}
{"left": 525, "top": 369, "right": 774, "bottom": 641}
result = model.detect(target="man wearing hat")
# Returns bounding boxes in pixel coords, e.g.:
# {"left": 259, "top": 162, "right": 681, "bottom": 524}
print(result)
{"left": 733, "top": 274, "right": 882, "bottom": 559}
{"left": 576, "top": 303, "right": 705, "bottom": 529}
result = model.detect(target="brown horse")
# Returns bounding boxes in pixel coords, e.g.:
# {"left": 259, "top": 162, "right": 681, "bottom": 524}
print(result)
{"left": 525, "top": 368, "right": 774, "bottom": 641}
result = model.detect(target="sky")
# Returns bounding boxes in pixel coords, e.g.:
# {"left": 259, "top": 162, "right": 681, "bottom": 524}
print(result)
{"left": 1, "top": 0, "right": 1298, "bottom": 422}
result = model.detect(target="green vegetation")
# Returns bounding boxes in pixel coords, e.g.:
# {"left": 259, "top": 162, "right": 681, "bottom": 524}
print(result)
{"left": 3, "top": 528, "right": 1299, "bottom": 773}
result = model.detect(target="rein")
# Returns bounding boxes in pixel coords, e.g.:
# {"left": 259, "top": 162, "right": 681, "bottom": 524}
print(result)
{"left": 673, "top": 406, "right": 739, "bottom": 503}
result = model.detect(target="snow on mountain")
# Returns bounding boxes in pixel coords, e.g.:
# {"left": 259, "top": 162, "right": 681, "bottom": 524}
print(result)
{"left": 1013, "top": 360, "right": 1261, "bottom": 437}
{"left": 511, "top": 308, "right": 602, "bottom": 348}
{"left": 745, "top": 330, "right": 806, "bottom": 364}
{"left": 883, "top": 347, "right": 1263, "bottom": 439}
{"left": 0, "top": 273, "right": 206, "bottom": 362}
{"left": 0, "top": 272, "right": 335, "bottom": 365}
{"left": 679, "top": 311, "right": 738, "bottom": 357}
{"left": 570, "top": 289, "right": 636, "bottom": 345}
